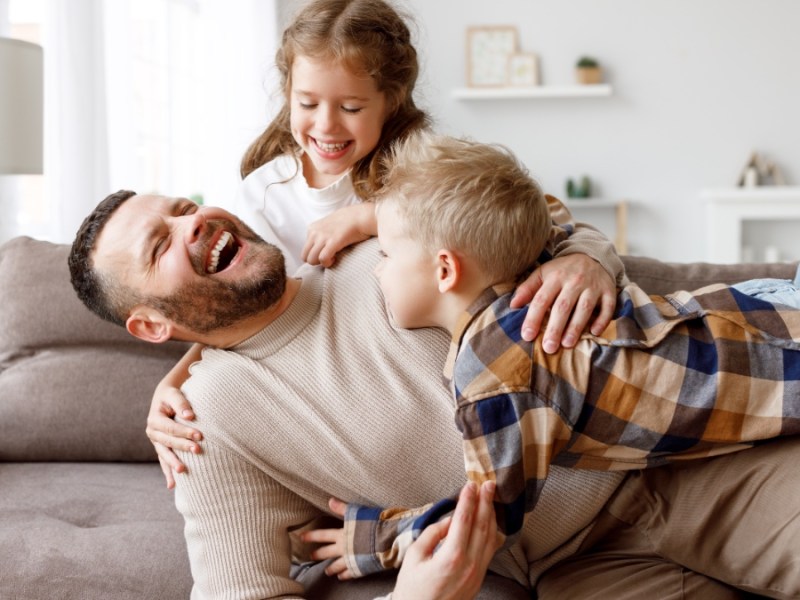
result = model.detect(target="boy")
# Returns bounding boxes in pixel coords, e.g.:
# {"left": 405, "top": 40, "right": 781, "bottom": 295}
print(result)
{"left": 313, "top": 132, "right": 800, "bottom": 579}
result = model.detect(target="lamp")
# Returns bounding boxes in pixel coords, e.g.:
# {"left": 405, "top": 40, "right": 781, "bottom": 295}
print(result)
{"left": 0, "top": 37, "right": 43, "bottom": 174}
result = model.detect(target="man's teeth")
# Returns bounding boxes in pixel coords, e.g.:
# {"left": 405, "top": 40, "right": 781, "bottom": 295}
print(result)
{"left": 207, "top": 231, "right": 232, "bottom": 274}
{"left": 316, "top": 140, "right": 348, "bottom": 152}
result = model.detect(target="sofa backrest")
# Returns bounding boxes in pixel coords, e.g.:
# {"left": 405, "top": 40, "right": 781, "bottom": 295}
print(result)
{"left": 0, "top": 236, "right": 189, "bottom": 462}
{"left": 622, "top": 254, "right": 798, "bottom": 296}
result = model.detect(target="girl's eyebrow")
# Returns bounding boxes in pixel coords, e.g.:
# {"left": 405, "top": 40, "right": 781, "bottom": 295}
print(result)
{"left": 292, "top": 89, "right": 370, "bottom": 102}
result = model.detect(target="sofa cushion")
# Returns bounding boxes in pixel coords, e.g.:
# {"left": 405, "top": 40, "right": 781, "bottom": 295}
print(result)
{"left": 0, "top": 237, "right": 189, "bottom": 461}
{"left": 0, "top": 462, "right": 192, "bottom": 599}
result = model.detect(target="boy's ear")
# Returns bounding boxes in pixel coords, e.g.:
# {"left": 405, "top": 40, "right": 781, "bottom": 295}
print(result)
{"left": 436, "top": 248, "right": 462, "bottom": 293}
{"left": 126, "top": 306, "right": 174, "bottom": 344}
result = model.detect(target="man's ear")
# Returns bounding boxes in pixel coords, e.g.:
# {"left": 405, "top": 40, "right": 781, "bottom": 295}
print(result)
{"left": 436, "top": 248, "right": 462, "bottom": 293}
{"left": 126, "top": 306, "right": 174, "bottom": 344}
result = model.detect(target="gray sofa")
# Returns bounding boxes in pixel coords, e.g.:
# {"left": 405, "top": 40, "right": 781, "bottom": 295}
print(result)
{"left": 2, "top": 235, "right": 797, "bottom": 599}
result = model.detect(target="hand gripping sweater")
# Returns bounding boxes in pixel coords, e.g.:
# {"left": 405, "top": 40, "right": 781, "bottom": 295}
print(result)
{"left": 174, "top": 238, "right": 624, "bottom": 599}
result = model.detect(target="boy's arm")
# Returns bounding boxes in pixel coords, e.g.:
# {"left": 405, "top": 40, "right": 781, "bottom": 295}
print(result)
{"left": 311, "top": 387, "right": 567, "bottom": 578}
{"left": 302, "top": 203, "right": 376, "bottom": 267}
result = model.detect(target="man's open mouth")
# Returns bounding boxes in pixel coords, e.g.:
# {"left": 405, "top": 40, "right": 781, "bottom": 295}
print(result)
{"left": 207, "top": 231, "right": 240, "bottom": 274}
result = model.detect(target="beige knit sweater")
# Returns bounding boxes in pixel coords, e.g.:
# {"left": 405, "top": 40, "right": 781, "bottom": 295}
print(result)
{"left": 176, "top": 239, "right": 624, "bottom": 599}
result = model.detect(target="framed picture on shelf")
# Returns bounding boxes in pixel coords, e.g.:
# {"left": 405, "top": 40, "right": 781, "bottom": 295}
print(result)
{"left": 508, "top": 52, "right": 539, "bottom": 86}
{"left": 466, "top": 26, "right": 518, "bottom": 87}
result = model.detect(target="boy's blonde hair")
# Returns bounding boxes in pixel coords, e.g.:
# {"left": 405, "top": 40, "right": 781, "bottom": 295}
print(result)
{"left": 378, "top": 132, "right": 551, "bottom": 284}
{"left": 240, "top": 0, "right": 430, "bottom": 199}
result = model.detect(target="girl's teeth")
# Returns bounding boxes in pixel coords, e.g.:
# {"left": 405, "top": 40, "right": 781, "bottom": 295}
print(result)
{"left": 317, "top": 140, "right": 347, "bottom": 152}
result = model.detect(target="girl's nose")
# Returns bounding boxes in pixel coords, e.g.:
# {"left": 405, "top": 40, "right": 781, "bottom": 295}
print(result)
{"left": 315, "top": 105, "right": 338, "bottom": 134}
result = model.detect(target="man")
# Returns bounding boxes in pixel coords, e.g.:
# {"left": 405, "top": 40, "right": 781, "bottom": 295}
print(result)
{"left": 70, "top": 191, "right": 800, "bottom": 599}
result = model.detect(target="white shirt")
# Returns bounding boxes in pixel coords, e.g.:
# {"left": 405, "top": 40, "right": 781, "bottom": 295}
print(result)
{"left": 233, "top": 154, "right": 361, "bottom": 275}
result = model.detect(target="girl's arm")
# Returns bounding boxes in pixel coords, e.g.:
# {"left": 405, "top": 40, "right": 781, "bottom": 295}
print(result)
{"left": 145, "top": 343, "right": 205, "bottom": 488}
{"left": 512, "top": 194, "right": 625, "bottom": 352}
{"left": 302, "top": 203, "right": 376, "bottom": 267}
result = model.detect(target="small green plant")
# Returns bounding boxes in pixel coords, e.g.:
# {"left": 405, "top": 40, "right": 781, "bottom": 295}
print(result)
{"left": 566, "top": 175, "right": 592, "bottom": 199}
{"left": 576, "top": 56, "right": 599, "bottom": 69}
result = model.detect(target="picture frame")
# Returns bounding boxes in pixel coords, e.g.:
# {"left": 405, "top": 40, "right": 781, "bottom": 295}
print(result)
{"left": 508, "top": 52, "right": 539, "bottom": 86}
{"left": 466, "top": 26, "right": 519, "bottom": 87}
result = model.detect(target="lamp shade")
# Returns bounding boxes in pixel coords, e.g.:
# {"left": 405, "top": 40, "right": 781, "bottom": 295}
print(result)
{"left": 0, "top": 37, "right": 43, "bottom": 174}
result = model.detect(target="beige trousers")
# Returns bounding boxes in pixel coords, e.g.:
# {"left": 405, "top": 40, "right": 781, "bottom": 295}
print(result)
{"left": 538, "top": 437, "right": 800, "bottom": 599}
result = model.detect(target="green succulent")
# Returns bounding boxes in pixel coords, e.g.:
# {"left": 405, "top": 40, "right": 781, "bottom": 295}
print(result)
{"left": 576, "top": 56, "right": 599, "bottom": 69}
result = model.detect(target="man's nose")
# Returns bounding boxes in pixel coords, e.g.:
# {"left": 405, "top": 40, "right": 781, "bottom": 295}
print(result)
{"left": 179, "top": 210, "right": 208, "bottom": 244}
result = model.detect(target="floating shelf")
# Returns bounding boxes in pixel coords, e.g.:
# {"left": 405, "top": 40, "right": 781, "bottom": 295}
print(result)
{"left": 452, "top": 84, "right": 613, "bottom": 100}
{"left": 563, "top": 197, "right": 620, "bottom": 208}
{"left": 563, "top": 198, "right": 630, "bottom": 254}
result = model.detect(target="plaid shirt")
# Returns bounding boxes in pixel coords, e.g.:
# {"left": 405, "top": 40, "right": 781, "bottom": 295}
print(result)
{"left": 342, "top": 281, "right": 800, "bottom": 578}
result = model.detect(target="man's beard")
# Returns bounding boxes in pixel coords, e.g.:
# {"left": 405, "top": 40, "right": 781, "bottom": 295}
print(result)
{"left": 146, "top": 222, "right": 287, "bottom": 335}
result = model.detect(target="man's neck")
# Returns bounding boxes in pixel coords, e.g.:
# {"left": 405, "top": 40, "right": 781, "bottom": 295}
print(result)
{"left": 191, "top": 277, "right": 302, "bottom": 349}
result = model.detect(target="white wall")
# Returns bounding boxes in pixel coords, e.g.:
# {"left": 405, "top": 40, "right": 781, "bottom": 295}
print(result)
{"left": 401, "top": 0, "right": 800, "bottom": 261}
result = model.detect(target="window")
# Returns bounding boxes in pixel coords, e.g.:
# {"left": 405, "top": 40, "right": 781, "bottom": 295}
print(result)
{"left": 3, "top": 0, "right": 276, "bottom": 243}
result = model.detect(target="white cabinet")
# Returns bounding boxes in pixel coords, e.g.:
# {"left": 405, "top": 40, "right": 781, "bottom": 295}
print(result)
{"left": 703, "top": 187, "right": 800, "bottom": 263}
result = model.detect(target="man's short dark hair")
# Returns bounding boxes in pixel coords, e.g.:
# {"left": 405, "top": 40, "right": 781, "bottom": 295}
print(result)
{"left": 68, "top": 189, "right": 137, "bottom": 326}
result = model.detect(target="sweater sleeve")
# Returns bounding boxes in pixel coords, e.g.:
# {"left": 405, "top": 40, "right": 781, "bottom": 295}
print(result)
{"left": 175, "top": 437, "right": 319, "bottom": 599}
{"left": 544, "top": 194, "right": 628, "bottom": 286}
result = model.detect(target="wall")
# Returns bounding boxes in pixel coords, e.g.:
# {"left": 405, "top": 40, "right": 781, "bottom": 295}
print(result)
{"left": 400, "top": 0, "right": 800, "bottom": 261}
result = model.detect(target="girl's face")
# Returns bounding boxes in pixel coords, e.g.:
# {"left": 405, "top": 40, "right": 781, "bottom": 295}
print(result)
{"left": 290, "top": 55, "right": 388, "bottom": 189}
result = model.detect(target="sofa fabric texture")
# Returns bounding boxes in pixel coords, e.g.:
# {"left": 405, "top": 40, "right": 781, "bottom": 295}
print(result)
{"left": 1, "top": 235, "right": 796, "bottom": 599}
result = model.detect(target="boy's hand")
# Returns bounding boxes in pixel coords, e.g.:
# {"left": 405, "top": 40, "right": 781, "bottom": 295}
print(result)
{"left": 302, "top": 204, "right": 376, "bottom": 267}
{"left": 301, "top": 498, "right": 353, "bottom": 579}
{"left": 511, "top": 253, "right": 616, "bottom": 352}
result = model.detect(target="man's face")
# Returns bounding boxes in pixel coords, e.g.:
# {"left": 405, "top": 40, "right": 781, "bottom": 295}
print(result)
{"left": 93, "top": 194, "right": 286, "bottom": 334}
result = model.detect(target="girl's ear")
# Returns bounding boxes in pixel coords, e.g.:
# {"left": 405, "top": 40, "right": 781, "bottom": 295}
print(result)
{"left": 436, "top": 249, "right": 462, "bottom": 294}
{"left": 126, "top": 306, "right": 174, "bottom": 344}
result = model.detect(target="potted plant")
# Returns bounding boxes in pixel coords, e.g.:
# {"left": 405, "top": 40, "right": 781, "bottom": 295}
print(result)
{"left": 576, "top": 56, "right": 602, "bottom": 84}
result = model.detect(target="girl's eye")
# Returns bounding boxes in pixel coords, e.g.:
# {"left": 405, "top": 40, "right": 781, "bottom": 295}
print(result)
{"left": 299, "top": 102, "right": 316, "bottom": 110}
{"left": 342, "top": 106, "right": 362, "bottom": 114}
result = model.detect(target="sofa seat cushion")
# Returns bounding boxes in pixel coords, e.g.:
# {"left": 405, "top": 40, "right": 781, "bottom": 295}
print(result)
{"left": 0, "top": 462, "right": 192, "bottom": 599}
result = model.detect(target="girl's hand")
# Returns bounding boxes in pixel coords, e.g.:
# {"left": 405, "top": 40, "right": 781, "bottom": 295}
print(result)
{"left": 393, "top": 481, "right": 501, "bottom": 600}
{"left": 146, "top": 384, "right": 203, "bottom": 489}
{"left": 511, "top": 253, "right": 616, "bottom": 353}
{"left": 301, "top": 498, "right": 351, "bottom": 578}
{"left": 302, "top": 204, "right": 376, "bottom": 267}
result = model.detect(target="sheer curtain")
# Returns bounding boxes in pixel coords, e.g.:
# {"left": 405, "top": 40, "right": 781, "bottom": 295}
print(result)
{"left": 23, "top": 0, "right": 278, "bottom": 243}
